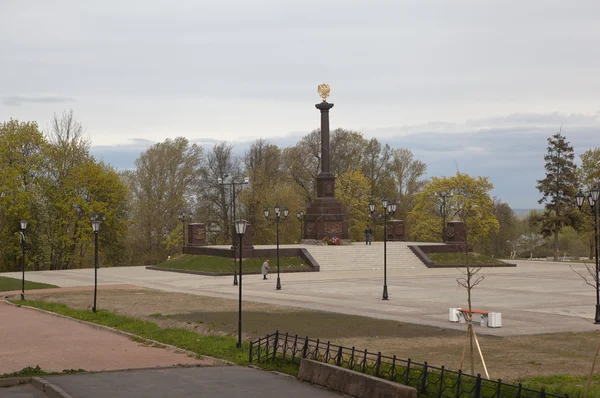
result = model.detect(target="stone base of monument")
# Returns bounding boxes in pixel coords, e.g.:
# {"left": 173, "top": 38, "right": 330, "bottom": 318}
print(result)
{"left": 303, "top": 197, "right": 349, "bottom": 240}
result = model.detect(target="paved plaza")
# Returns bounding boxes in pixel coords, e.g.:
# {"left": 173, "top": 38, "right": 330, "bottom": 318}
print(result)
{"left": 3, "top": 246, "right": 598, "bottom": 337}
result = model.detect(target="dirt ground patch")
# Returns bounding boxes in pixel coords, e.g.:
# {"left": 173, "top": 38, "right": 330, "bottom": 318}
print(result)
{"left": 21, "top": 287, "right": 599, "bottom": 382}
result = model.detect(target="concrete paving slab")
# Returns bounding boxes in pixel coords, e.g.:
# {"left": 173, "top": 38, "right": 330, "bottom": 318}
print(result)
{"left": 2, "top": 256, "right": 598, "bottom": 336}
{"left": 43, "top": 366, "right": 342, "bottom": 398}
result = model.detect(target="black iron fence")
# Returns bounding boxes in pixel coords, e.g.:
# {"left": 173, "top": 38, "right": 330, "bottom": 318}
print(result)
{"left": 249, "top": 331, "right": 567, "bottom": 398}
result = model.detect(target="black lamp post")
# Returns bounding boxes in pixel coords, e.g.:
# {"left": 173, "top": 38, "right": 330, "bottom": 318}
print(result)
{"left": 234, "top": 219, "right": 247, "bottom": 349}
{"left": 576, "top": 183, "right": 600, "bottom": 323}
{"left": 434, "top": 192, "right": 453, "bottom": 242}
{"left": 19, "top": 220, "right": 27, "bottom": 301}
{"left": 178, "top": 210, "right": 187, "bottom": 251}
{"left": 90, "top": 214, "right": 103, "bottom": 312}
{"left": 218, "top": 176, "right": 250, "bottom": 286}
{"left": 296, "top": 210, "right": 304, "bottom": 241}
{"left": 369, "top": 199, "right": 396, "bottom": 300}
{"left": 264, "top": 205, "right": 289, "bottom": 290}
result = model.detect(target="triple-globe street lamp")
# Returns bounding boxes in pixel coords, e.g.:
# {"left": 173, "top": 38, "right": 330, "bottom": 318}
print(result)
{"left": 576, "top": 183, "right": 600, "bottom": 323}
{"left": 234, "top": 219, "right": 248, "bottom": 349}
{"left": 369, "top": 199, "right": 396, "bottom": 300}
{"left": 218, "top": 176, "right": 250, "bottom": 286}
{"left": 264, "top": 205, "right": 289, "bottom": 290}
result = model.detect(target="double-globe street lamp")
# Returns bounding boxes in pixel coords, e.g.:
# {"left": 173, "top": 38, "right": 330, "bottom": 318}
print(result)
{"left": 296, "top": 210, "right": 304, "bottom": 241}
{"left": 369, "top": 199, "right": 397, "bottom": 300}
{"left": 576, "top": 183, "right": 600, "bottom": 323}
{"left": 264, "top": 205, "right": 289, "bottom": 290}
{"left": 19, "top": 220, "right": 27, "bottom": 301}
{"left": 218, "top": 176, "right": 249, "bottom": 286}
{"left": 178, "top": 210, "right": 189, "bottom": 251}
{"left": 434, "top": 192, "right": 453, "bottom": 242}
{"left": 90, "top": 214, "right": 104, "bottom": 313}
{"left": 234, "top": 219, "right": 248, "bottom": 349}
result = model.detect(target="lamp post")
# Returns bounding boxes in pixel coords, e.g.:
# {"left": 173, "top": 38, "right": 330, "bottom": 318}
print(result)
{"left": 19, "top": 220, "right": 27, "bottom": 301}
{"left": 369, "top": 199, "right": 396, "bottom": 300}
{"left": 576, "top": 183, "right": 600, "bottom": 323}
{"left": 234, "top": 219, "right": 247, "bottom": 349}
{"left": 296, "top": 210, "right": 304, "bottom": 241}
{"left": 264, "top": 205, "right": 289, "bottom": 290}
{"left": 90, "top": 214, "right": 103, "bottom": 313}
{"left": 218, "top": 176, "right": 250, "bottom": 286}
{"left": 434, "top": 192, "right": 453, "bottom": 242}
{"left": 178, "top": 210, "right": 187, "bottom": 251}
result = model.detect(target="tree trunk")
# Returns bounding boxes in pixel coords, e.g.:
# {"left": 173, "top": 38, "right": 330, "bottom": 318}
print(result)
{"left": 467, "top": 271, "right": 475, "bottom": 375}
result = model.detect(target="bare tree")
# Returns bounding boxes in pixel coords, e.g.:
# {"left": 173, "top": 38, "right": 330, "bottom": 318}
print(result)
{"left": 456, "top": 262, "right": 484, "bottom": 375}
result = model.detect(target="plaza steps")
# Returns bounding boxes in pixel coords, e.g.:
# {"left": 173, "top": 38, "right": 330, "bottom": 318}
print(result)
{"left": 206, "top": 242, "right": 439, "bottom": 271}
{"left": 302, "top": 242, "right": 433, "bottom": 271}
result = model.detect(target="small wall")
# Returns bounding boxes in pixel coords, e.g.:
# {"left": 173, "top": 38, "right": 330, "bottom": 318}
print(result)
{"left": 298, "top": 359, "right": 417, "bottom": 398}
{"left": 409, "top": 245, "right": 516, "bottom": 268}
{"left": 182, "top": 246, "right": 320, "bottom": 272}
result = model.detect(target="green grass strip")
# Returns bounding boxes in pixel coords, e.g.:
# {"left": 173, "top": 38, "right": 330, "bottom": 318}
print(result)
{"left": 154, "top": 254, "right": 310, "bottom": 273}
{"left": 428, "top": 252, "right": 507, "bottom": 266}
{"left": 0, "top": 277, "right": 57, "bottom": 293}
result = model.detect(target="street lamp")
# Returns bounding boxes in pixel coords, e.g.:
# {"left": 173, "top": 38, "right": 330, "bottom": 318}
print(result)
{"left": 265, "top": 205, "right": 289, "bottom": 290}
{"left": 90, "top": 214, "right": 104, "bottom": 312}
{"left": 234, "top": 219, "right": 248, "bottom": 349}
{"left": 218, "top": 175, "right": 250, "bottom": 286}
{"left": 434, "top": 192, "right": 453, "bottom": 242}
{"left": 178, "top": 210, "right": 188, "bottom": 252}
{"left": 19, "top": 220, "right": 27, "bottom": 301}
{"left": 296, "top": 210, "right": 304, "bottom": 241}
{"left": 576, "top": 183, "right": 600, "bottom": 323}
{"left": 369, "top": 199, "right": 396, "bottom": 300}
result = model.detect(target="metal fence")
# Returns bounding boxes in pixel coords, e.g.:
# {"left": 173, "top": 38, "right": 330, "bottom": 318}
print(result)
{"left": 249, "top": 331, "right": 567, "bottom": 398}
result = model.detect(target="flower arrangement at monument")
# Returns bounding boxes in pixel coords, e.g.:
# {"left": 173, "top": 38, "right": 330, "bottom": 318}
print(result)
{"left": 323, "top": 236, "right": 342, "bottom": 246}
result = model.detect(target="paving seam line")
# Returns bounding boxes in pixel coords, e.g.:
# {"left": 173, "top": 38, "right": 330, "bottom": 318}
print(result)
{"left": 31, "top": 377, "right": 74, "bottom": 398}
{"left": 1, "top": 299, "right": 233, "bottom": 367}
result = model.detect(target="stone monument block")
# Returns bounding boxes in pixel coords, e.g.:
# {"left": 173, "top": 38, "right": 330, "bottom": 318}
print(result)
{"left": 387, "top": 220, "right": 406, "bottom": 241}
{"left": 231, "top": 223, "right": 254, "bottom": 249}
{"left": 188, "top": 223, "right": 207, "bottom": 246}
{"left": 446, "top": 221, "right": 466, "bottom": 243}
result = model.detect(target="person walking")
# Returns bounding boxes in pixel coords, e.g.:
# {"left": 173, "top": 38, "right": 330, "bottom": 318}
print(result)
{"left": 365, "top": 226, "right": 372, "bottom": 245}
{"left": 261, "top": 259, "right": 270, "bottom": 280}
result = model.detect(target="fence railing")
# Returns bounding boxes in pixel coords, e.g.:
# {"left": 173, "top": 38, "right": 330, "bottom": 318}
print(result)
{"left": 249, "top": 331, "right": 567, "bottom": 398}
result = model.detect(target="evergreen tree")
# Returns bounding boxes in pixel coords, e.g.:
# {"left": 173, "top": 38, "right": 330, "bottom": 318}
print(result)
{"left": 534, "top": 131, "right": 579, "bottom": 261}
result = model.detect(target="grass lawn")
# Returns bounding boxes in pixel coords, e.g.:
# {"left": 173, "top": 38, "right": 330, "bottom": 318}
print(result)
{"left": 154, "top": 254, "right": 311, "bottom": 273}
{"left": 428, "top": 252, "right": 507, "bottom": 266}
{"left": 0, "top": 276, "right": 57, "bottom": 293}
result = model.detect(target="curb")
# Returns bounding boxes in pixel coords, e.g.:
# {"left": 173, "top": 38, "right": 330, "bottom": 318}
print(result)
{"left": 2, "top": 299, "right": 234, "bottom": 367}
{"left": 0, "top": 376, "right": 31, "bottom": 388}
{"left": 31, "top": 377, "right": 74, "bottom": 398}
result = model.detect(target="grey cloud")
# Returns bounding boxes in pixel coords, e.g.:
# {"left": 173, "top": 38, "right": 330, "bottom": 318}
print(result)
{"left": 1, "top": 93, "right": 75, "bottom": 107}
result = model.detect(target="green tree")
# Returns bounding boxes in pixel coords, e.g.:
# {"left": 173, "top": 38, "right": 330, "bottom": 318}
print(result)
{"left": 408, "top": 173, "right": 499, "bottom": 244}
{"left": 577, "top": 147, "right": 600, "bottom": 259}
{"left": 0, "top": 120, "right": 46, "bottom": 271}
{"left": 478, "top": 199, "right": 518, "bottom": 258}
{"left": 534, "top": 131, "right": 579, "bottom": 261}
{"left": 387, "top": 148, "right": 427, "bottom": 220}
{"left": 129, "top": 137, "right": 203, "bottom": 264}
{"left": 337, "top": 168, "right": 371, "bottom": 241}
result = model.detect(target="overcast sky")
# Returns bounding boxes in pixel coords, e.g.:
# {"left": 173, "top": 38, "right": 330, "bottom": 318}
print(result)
{"left": 1, "top": 0, "right": 599, "bottom": 209}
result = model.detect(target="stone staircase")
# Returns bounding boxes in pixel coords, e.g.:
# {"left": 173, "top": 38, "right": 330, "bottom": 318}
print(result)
{"left": 303, "top": 241, "right": 433, "bottom": 271}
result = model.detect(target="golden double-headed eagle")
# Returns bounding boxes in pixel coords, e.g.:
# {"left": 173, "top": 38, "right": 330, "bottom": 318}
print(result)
{"left": 317, "top": 83, "right": 330, "bottom": 102}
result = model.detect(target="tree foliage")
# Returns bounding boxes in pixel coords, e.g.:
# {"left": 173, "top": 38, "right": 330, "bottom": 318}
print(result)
{"left": 534, "top": 131, "right": 579, "bottom": 261}
{"left": 408, "top": 173, "right": 499, "bottom": 244}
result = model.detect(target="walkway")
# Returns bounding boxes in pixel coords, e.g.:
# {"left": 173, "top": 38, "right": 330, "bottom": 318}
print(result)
{"left": 0, "top": 302, "right": 210, "bottom": 374}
